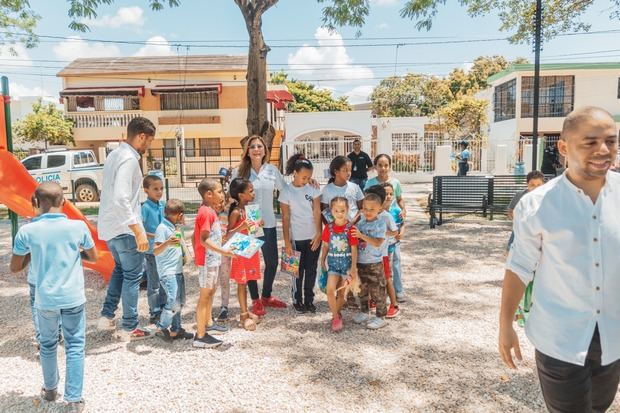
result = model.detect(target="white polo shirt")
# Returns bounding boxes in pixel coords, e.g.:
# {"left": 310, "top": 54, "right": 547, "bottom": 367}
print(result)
{"left": 507, "top": 171, "right": 620, "bottom": 366}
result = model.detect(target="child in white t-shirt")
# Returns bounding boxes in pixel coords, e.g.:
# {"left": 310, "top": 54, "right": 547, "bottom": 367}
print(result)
{"left": 320, "top": 156, "right": 364, "bottom": 222}
{"left": 279, "top": 154, "right": 322, "bottom": 313}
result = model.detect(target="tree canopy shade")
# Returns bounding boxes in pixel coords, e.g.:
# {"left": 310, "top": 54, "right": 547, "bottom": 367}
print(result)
{"left": 13, "top": 100, "right": 75, "bottom": 147}
{"left": 399, "top": 0, "right": 620, "bottom": 43}
{"left": 270, "top": 72, "right": 350, "bottom": 112}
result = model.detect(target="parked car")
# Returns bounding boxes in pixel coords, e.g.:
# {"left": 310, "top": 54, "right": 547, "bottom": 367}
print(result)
{"left": 21, "top": 149, "right": 104, "bottom": 202}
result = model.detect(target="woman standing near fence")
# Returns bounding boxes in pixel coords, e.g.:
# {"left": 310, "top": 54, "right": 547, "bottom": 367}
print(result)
{"left": 230, "top": 135, "right": 288, "bottom": 315}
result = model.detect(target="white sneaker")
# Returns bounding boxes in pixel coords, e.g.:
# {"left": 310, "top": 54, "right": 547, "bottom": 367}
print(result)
{"left": 366, "top": 316, "right": 388, "bottom": 330}
{"left": 115, "top": 327, "right": 153, "bottom": 342}
{"left": 353, "top": 312, "right": 370, "bottom": 324}
{"left": 396, "top": 292, "right": 406, "bottom": 303}
{"left": 97, "top": 316, "right": 115, "bottom": 331}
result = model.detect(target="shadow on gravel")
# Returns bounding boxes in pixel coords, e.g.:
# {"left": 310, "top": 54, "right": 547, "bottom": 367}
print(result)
{"left": 0, "top": 391, "right": 66, "bottom": 413}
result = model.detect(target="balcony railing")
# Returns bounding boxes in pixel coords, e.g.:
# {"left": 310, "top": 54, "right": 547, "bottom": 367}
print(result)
{"left": 67, "top": 111, "right": 142, "bottom": 128}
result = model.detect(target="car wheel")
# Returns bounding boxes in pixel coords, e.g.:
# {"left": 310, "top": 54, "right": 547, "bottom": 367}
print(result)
{"left": 76, "top": 183, "right": 99, "bottom": 202}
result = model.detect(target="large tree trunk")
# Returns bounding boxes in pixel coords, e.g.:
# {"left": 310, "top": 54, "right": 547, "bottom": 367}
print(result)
{"left": 234, "top": 0, "right": 278, "bottom": 150}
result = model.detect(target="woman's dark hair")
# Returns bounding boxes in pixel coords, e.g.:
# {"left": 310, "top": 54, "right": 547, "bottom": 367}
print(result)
{"left": 285, "top": 153, "right": 313, "bottom": 176}
{"left": 327, "top": 155, "right": 351, "bottom": 184}
{"left": 364, "top": 184, "right": 386, "bottom": 204}
{"left": 373, "top": 153, "right": 392, "bottom": 167}
{"left": 228, "top": 177, "right": 252, "bottom": 217}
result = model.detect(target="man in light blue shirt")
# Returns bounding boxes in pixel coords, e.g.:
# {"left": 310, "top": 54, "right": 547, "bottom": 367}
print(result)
{"left": 11, "top": 182, "right": 97, "bottom": 410}
{"left": 500, "top": 107, "right": 620, "bottom": 412}
{"left": 97, "top": 117, "right": 156, "bottom": 341}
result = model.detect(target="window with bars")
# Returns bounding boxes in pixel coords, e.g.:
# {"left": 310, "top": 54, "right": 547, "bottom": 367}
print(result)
{"left": 67, "top": 96, "right": 140, "bottom": 112}
{"left": 184, "top": 139, "right": 196, "bottom": 157}
{"left": 521, "top": 75, "right": 574, "bottom": 118}
{"left": 391, "top": 132, "right": 419, "bottom": 153}
{"left": 494, "top": 79, "right": 516, "bottom": 122}
{"left": 199, "top": 138, "right": 221, "bottom": 156}
{"left": 160, "top": 91, "right": 219, "bottom": 110}
{"left": 163, "top": 139, "right": 176, "bottom": 158}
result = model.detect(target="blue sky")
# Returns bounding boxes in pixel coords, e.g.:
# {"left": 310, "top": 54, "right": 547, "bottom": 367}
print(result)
{"left": 5, "top": 0, "right": 620, "bottom": 103}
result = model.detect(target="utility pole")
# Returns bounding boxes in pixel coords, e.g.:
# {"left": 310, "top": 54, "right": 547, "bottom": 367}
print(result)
{"left": 532, "top": 0, "right": 542, "bottom": 170}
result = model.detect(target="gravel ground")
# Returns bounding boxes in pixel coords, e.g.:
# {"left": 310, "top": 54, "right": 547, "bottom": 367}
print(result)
{"left": 0, "top": 185, "right": 618, "bottom": 413}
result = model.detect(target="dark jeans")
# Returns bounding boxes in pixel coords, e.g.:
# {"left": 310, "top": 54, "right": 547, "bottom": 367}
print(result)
{"left": 457, "top": 162, "right": 469, "bottom": 176}
{"left": 248, "top": 227, "right": 278, "bottom": 300}
{"left": 536, "top": 327, "right": 620, "bottom": 413}
{"left": 290, "top": 239, "right": 320, "bottom": 305}
{"left": 350, "top": 176, "right": 367, "bottom": 192}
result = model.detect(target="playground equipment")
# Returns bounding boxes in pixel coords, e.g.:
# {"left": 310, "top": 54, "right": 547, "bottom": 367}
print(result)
{"left": 0, "top": 76, "right": 113, "bottom": 281}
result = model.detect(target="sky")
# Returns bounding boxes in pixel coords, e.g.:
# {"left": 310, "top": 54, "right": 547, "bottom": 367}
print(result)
{"left": 4, "top": 0, "right": 620, "bottom": 104}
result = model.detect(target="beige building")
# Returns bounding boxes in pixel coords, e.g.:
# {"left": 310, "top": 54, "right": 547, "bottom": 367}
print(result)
{"left": 57, "top": 55, "right": 251, "bottom": 156}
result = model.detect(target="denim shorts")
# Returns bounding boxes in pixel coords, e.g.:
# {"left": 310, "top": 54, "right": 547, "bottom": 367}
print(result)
{"left": 328, "top": 267, "right": 350, "bottom": 278}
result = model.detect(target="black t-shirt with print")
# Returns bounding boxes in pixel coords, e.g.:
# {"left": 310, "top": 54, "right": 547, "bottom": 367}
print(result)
{"left": 347, "top": 151, "right": 373, "bottom": 179}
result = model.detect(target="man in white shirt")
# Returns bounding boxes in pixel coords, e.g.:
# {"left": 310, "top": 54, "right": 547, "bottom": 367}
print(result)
{"left": 499, "top": 106, "right": 620, "bottom": 412}
{"left": 97, "top": 117, "right": 156, "bottom": 342}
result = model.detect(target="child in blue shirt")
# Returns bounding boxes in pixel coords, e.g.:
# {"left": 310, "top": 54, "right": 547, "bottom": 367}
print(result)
{"left": 153, "top": 199, "right": 193, "bottom": 342}
{"left": 352, "top": 193, "right": 388, "bottom": 330}
{"left": 10, "top": 182, "right": 97, "bottom": 410}
{"left": 141, "top": 175, "right": 166, "bottom": 324}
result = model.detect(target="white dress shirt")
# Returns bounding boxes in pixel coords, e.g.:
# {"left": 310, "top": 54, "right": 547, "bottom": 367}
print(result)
{"left": 507, "top": 171, "right": 620, "bottom": 366}
{"left": 97, "top": 142, "right": 144, "bottom": 241}
{"left": 231, "top": 163, "right": 285, "bottom": 229}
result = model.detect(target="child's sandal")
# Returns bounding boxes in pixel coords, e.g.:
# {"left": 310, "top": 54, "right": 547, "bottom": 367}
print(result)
{"left": 239, "top": 312, "right": 256, "bottom": 331}
{"left": 248, "top": 311, "right": 262, "bottom": 325}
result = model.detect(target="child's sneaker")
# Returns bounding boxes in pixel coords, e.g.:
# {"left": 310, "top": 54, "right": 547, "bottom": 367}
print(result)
{"left": 217, "top": 306, "right": 229, "bottom": 322}
{"left": 97, "top": 316, "right": 115, "bottom": 331}
{"left": 386, "top": 304, "right": 400, "bottom": 319}
{"left": 304, "top": 303, "right": 317, "bottom": 314}
{"left": 366, "top": 316, "right": 388, "bottom": 330}
{"left": 251, "top": 299, "right": 266, "bottom": 316}
{"left": 293, "top": 302, "right": 307, "bottom": 313}
{"left": 172, "top": 328, "right": 194, "bottom": 340}
{"left": 369, "top": 299, "right": 376, "bottom": 310}
{"left": 353, "top": 312, "right": 370, "bottom": 324}
{"left": 193, "top": 334, "right": 223, "bottom": 349}
{"left": 207, "top": 324, "right": 230, "bottom": 335}
{"left": 331, "top": 315, "right": 343, "bottom": 332}
{"left": 396, "top": 292, "right": 407, "bottom": 303}
{"left": 116, "top": 327, "right": 153, "bottom": 342}
{"left": 40, "top": 387, "right": 58, "bottom": 402}
{"left": 261, "top": 295, "right": 287, "bottom": 308}
{"left": 66, "top": 400, "right": 85, "bottom": 413}
{"left": 155, "top": 328, "right": 173, "bottom": 343}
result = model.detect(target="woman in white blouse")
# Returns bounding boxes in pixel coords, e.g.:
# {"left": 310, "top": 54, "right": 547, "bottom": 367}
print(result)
{"left": 231, "top": 135, "right": 288, "bottom": 315}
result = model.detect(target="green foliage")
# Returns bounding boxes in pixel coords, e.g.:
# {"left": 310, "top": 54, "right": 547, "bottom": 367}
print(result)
{"left": 399, "top": 0, "right": 619, "bottom": 44}
{"left": 271, "top": 71, "right": 350, "bottom": 112}
{"left": 370, "top": 74, "right": 427, "bottom": 117}
{"left": 0, "top": 0, "right": 40, "bottom": 50}
{"left": 13, "top": 100, "right": 74, "bottom": 146}
{"left": 437, "top": 94, "right": 488, "bottom": 139}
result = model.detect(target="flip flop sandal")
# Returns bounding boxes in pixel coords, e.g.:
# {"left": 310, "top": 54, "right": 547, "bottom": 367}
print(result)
{"left": 239, "top": 312, "right": 257, "bottom": 331}
{"left": 248, "top": 311, "right": 262, "bottom": 324}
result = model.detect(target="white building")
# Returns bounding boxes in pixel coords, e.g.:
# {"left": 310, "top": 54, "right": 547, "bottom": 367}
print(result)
{"left": 482, "top": 62, "right": 620, "bottom": 173}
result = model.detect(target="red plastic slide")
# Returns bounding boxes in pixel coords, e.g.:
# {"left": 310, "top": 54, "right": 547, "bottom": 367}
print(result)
{"left": 0, "top": 150, "right": 114, "bottom": 281}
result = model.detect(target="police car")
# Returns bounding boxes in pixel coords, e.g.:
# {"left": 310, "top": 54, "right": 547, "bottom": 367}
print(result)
{"left": 21, "top": 149, "right": 104, "bottom": 202}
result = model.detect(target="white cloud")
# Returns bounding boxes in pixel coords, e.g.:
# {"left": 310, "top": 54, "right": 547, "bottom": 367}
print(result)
{"left": 371, "top": 0, "right": 400, "bottom": 6}
{"left": 53, "top": 36, "right": 121, "bottom": 61}
{"left": 344, "top": 85, "right": 374, "bottom": 104}
{"left": 377, "top": 22, "right": 389, "bottom": 30}
{"left": 0, "top": 43, "right": 33, "bottom": 68}
{"left": 84, "top": 6, "right": 145, "bottom": 29}
{"left": 287, "top": 27, "right": 374, "bottom": 82}
{"left": 10, "top": 83, "right": 51, "bottom": 98}
{"left": 134, "top": 36, "right": 174, "bottom": 57}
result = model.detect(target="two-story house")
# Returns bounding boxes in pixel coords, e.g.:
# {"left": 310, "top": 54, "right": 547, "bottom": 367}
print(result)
{"left": 481, "top": 62, "right": 620, "bottom": 171}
